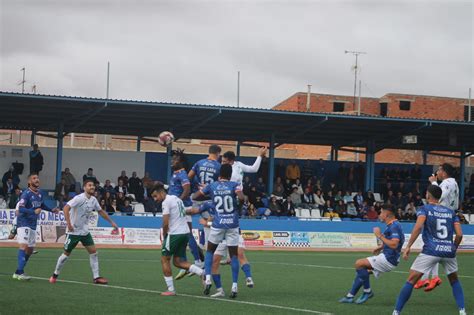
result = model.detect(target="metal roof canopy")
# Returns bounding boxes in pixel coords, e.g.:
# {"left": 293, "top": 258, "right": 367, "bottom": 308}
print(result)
{"left": 1, "top": 91, "right": 473, "bottom": 153}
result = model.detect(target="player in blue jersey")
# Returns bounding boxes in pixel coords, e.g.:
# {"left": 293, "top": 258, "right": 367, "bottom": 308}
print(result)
{"left": 169, "top": 149, "right": 204, "bottom": 280}
{"left": 393, "top": 185, "right": 466, "bottom": 315}
{"left": 339, "top": 204, "right": 404, "bottom": 304}
{"left": 193, "top": 164, "right": 244, "bottom": 298}
{"left": 188, "top": 144, "right": 221, "bottom": 191}
{"left": 13, "top": 174, "right": 59, "bottom": 280}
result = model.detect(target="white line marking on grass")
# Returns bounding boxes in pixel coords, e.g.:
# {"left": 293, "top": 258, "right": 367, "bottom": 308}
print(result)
{"left": 253, "top": 261, "right": 474, "bottom": 279}
{"left": 0, "top": 274, "right": 333, "bottom": 315}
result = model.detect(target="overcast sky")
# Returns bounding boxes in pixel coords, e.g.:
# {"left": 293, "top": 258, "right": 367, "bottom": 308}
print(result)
{"left": 1, "top": 0, "right": 472, "bottom": 108}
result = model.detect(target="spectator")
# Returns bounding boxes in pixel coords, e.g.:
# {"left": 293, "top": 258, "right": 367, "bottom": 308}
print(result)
{"left": 54, "top": 178, "right": 69, "bottom": 207}
{"left": 83, "top": 168, "right": 99, "bottom": 185}
{"left": 294, "top": 179, "right": 304, "bottom": 195}
{"left": 102, "top": 180, "right": 115, "bottom": 195}
{"left": 414, "top": 194, "right": 424, "bottom": 207}
{"left": 334, "top": 190, "right": 344, "bottom": 204}
{"left": 254, "top": 196, "right": 265, "bottom": 209}
{"left": 247, "top": 203, "right": 257, "bottom": 218}
{"left": 114, "top": 179, "right": 128, "bottom": 195}
{"left": 411, "top": 163, "right": 422, "bottom": 181}
{"left": 412, "top": 181, "right": 422, "bottom": 195}
{"left": 29, "top": 144, "right": 44, "bottom": 175}
{"left": 118, "top": 199, "right": 134, "bottom": 216}
{"left": 386, "top": 190, "right": 396, "bottom": 205}
{"left": 325, "top": 190, "right": 335, "bottom": 206}
{"left": 382, "top": 182, "right": 393, "bottom": 200}
{"left": 2, "top": 165, "right": 20, "bottom": 188}
{"left": 248, "top": 186, "right": 263, "bottom": 205}
{"left": 142, "top": 172, "right": 153, "bottom": 189}
{"left": 282, "top": 199, "right": 296, "bottom": 217}
{"left": 395, "top": 208, "right": 404, "bottom": 220}
{"left": 128, "top": 171, "right": 143, "bottom": 195}
{"left": 243, "top": 176, "right": 252, "bottom": 196}
{"left": 335, "top": 199, "right": 347, "bottom": 217}
{"left": 328, "top": 182, "right": 338, "bottom": 196}
{"left": 99, "top": 199, "right": 109, "bottom": 214}
{"left": 324, "top": 207, "right": 339, "bottom": 219}
{"left": 2, "top": 177, "right": 16, "bottom": 198}
{"left": 284, "top": 178, "right": 293, "bottom": 196}
{"left": 322, "top": 199, "right": 334, "bottom": 217}
{"left": 269, "top": 196, "right": 283, "bottom": 216}
{"left": 275, "top": 160, "right": 286, "bottom": 179}
{"left": 358, "top": 201, "right": 369, "bottom": 219}
{"left": 366, "top": 206, "right": 378, "bottom": 220}
{"left": 314, "top": 189, "right": 325, "bottom": 210}
{"left": 104, "top": 195, "right": 116, "bottom": 214}
{"left": 302, "top": 187, "right": 318, "bottom": 210}
{"left": 346, "top": 201, "right": 358, "bottom": 218}
{"left": 343, "top": 191, "right": 353, "bottom": 204}
{"left": 314, "top": 179, "right": 323, "bottom": 192}
{"left": 117, "top": 170, "right": 129, "bottom": 187}
{"left": 305, "top": 178, "right": 314, "bottom": 194}
{"left": 374, "top": 202, "right": 382, "bottom": 214}
{"left": 272, "top": 185, "right": 285, "bottom": 198}
{"left": 61, "top": 168, "right": 76, "bottom": 192}
{"left": 353, "top": 190, "right": 364, "bottom": 209}
{"left": 257, "top": 156, "right": 269, "bottom": 184}
{"left": 302, "top": 160, "right": 313, "bottom": 184}
{"left": 393, "top": 191, "right": 406, "bottom": 209}
{"left": 255, "top": 177, "right": 266, "bottom": 194}
{"left": 365, "top": 190, "right": 375, "bottom": 206}
{"left": 285, "top": 160, "right": 300, "bottom": 182}
{"left": 315, "top": 159, "right": 326, "bottom": 186}
{"left": 405, "top": 202, "right": 416, "bottom": 215}
{"left": 399, "top": 182, "right": 408, "bottom": 195}
{"left": 403, "top": 208, "right": 417, "bottom": 221}
{"left": 116, "top": 192, "right": 126, "bottom": 210}
{"left": 8, "top": 187, "right": 21, "bottom": 209}
{"left": 289, "top": 187, "right": 302, "bottom": 207}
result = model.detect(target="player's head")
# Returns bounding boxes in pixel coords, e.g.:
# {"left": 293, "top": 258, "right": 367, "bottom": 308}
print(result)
{"left": 219, "top": 163, "right": 233, "bottom": 180}
{"left": 28, "top": 173, "right": 40, "bottom": 189}
{"left": 379, "top": 204, "right": 396, "bottom": 222}
{"left": 150, "top": 182, "right": 167, "bottom": 202}
{"left": 171, "top": 148, "right": 188, "bottom": 171}
{"left": 83, "top": 179, "right": 96, "bottom": 195}
{"left": 209, "top": 144, "right": 222, "bottom": 158}
{"left": 426, "top": 184, "right": 442, "bottom": 203}
{"left": 437, "top": 163, "right": 455, "bottom": 180}
{"left": 222, "top": 151, "right": 236, "bottom": 165}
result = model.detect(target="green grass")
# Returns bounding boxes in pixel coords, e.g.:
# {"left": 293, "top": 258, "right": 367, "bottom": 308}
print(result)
{"left": 0, "top": 248, "right": 472, "bottom": 314}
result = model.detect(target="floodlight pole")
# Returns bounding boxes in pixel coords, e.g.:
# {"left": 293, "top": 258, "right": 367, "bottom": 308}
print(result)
{"left": 237, "top": 71, "right": 240, "bottom": 108}
{"left": 20, "top": 68, "right": 26, "bottom": 93}
{"left": 468, "top": 87, "right": 472, "bottom": 122}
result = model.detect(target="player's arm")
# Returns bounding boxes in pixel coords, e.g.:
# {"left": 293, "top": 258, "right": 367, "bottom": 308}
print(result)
{"left": 41, "top": 200, "right": 60, "bottom": 213}
{"left": 186, "top": 207, "right": 201, "bottom": 215}
{"left": 97, "top": 209, "right": 119, "bottom": 230}
{"left": 239, "top": 147, "right": 267, "bottom": 173}
{"left": 236, "top": 189, "right": 245, "bottom": 202}
{"left": 193, "top": 184, "right": 210, "bottom": 201}
{"left": 372, "top": 243, "right": 384, "bottom": 255}
{"left": 403, "top": 215, "right": 426, "bottom": 259}
{"left": 180, "top": 183, "right": 191, "bottom": 201}
{"left": 373, "top": 227, "right": 400, "bottom": 250}
{"left": 454, "top": 221, "right": 463, "bottom": 249}
{"left": 188, "top": 169, "right": 196, "bottom": 181}
{"left": 63, "top": 204, "right": 74, "bottom": 232}
{"left": 162, "top": 214, "right": 170, "bottom": 239}
{"left": 18, "top": 195, "right": 40, "bottom": 215}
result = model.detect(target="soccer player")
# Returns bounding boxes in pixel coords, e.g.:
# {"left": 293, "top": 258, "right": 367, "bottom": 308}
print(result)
{"left": 393, "top": 185, "right": 465, "bottom": 315}
{"left": 188, "top": 144, "right": 221, "bottom": 190}
{"left": 339, "top": 204, "right": 404, "bottom": 304}
{"left": 150, "top": 182, "right": 204, "bottom": 296}
{"left": 415, "top": 162, "right": 460, "bottom": 291}
{"left": 13, "top": 173, "right": 59, "bottom": 280}
{"left": 169, "top": 149, "right": 204, "bottom": 280}
{"left": 221, "top": 147, "right": 267, "bottom": 186}
{"left": 49, "top": 179, "right": 118, "bottom": 284}
{"left": 193, "top": 164, "right": 244, "bottom": 298}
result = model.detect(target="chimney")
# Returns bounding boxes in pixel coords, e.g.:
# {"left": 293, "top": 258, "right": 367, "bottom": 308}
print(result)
{"left": 306, "top": 85, "right": 312, "bottom": 112}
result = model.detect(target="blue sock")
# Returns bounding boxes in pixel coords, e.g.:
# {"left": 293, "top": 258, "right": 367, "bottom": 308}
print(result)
{"left": 188, "top": 234, "right": 200, "bottom": 261}
{"left": 357, "top": 268, "right": 371, "bottom": 291}
{"left": 231, "top": 256, "right": 239, "bottom": 283}
{"left": 212, "top": 274, "right": 222, "bottom": 289}
{"left": 241, "top": 263, "right": 252, "bottom": 278}
{"left": 16, "top": 249, "right": 27, "bottom": 274}
{"left": 451, "top": 280, "right": 465, "bottom": 310}
{"left": 349, "top": 272, "right": 364, "bottom": 296}
{"left": 204, "top": 251, "right": 213, "bottom": 276}
{"left": 395, "top": 281, "right": 414, "bottom": 312}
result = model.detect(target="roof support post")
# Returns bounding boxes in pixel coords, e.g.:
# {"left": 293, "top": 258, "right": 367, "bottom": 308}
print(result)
{"left": 334, "top": 147, "right": 339, "bottom": 162}
{"left": 422, "top": 150, "right": 428, "bottom": 165}
{"left": 267, "top": 134, "right": 276, "bottom": 196}
{"left": 55, "top": 122, "right": 64, "bottom": 184}
{"left": 137, "top": 136, "right": 142, "bottom": 152}
{"left": 30, "top": 130, "right": 36, "bottom": 146}
{"left": 460, "top": 146, "right": 466, "bottom": 202}
{"left": 365, "top": 140, "right": 375, "bottom": 192}
{"left": 166, "top": 144, "right": 172, "bottom": 184}
{"left": 236, "top": 141, "right": 241, "bottom": 158}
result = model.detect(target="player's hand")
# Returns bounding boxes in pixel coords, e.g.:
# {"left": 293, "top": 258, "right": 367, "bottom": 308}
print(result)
{"left": 403, "top": 247, "right": 411, "bottom": 260}
{"left": 199, "top": 218, "right": 208, "bottom": 226}
{"left": 373, "top": 227, "right": 382, "bottom": 238}
{"left": 372, "top": 247, "right": 382, "bottom": 255}
{"left": 67, "top": 224, "right": 74, "bottom": 232}
{"left": 34, "top": 208, "right": 42, "bottom": 215}
{"left": 428, "top": 175, "right": 437, "bottom": 182}
{"left": 259, "top": 147, "right": 267, "bottom": 157}
{"left": 51, "top": 208, "right": 60, "bottom": 214}
{"left": 112, "top": 223, "right": 119, "bottom": 230}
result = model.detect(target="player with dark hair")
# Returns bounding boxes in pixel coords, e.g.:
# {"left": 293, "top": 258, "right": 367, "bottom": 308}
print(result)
{"left": 150, "top": 182, "right": 204, "bottom": 296}
{"left": 189, "top": 144, "right": 221, "bottom": 189}
{"left": 13, "top": 174, "right": 59, "bottom": 281}
{"left": 193, "top": 164, "right": 245, "bottom": 298}
{"left": 49, "top": 179, "right": 118, "bottom": 284}
{"left": 169, "top": 148, "right": 204, "bottom": 280}
{"left": 339, "top": 204, "right": 405, "bottom": 304}
{"left": 393, "top": 185, "right": 465, "bottom": 315}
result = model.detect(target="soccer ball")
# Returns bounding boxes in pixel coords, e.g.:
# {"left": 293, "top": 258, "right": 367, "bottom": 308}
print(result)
{"left": 158, "top": 131, "right": 174, "bottom": 147}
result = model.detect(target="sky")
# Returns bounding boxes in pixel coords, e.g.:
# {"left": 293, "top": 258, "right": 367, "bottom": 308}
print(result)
{"left": 0, "top": 0, "right": 472, "bottom": 108}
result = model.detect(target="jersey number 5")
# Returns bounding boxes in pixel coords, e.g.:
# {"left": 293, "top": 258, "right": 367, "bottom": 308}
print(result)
{"left": 436, "top": 219, "right": 448, "bottom": 239}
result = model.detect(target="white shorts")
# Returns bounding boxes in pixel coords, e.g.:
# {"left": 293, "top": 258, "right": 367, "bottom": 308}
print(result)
{"left": 208, "top": 227, "right": 239, "bottom": 247}
{"left": 203, "top": 226, "right": 211, "bottom": 248}
{"left": 367, "top": 253, "right": 396, "bottom": 278}
{"left": 411, "top": 253, "right": 458, "bottom": 275}
{"left": 215, "top": 235, "right": 246, "bottom": 257}
{"left": 186, "top": 207, "right": 192, "bottom": 223}
{"left": 17, "top": 227, "right": 36, "bottom": 247}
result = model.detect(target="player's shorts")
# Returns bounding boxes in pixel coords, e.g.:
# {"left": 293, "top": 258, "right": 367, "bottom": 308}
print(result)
{"left": 203, "top": 226, "right": 211, "bottom": 248}
{"left": 208, "top": 227, "right": 239, "bottom": 247}
{"left": 214, "top": 235, "right": 246, "bottom": 257}
{"left": 186, "top": 206, "right": 193, "bottom": 223}
{"left": 64, "top": 233, "right": 95, "bottom": 253}
{"left": 411, "top": 253, "right": 458, "bottom": 275}
{"left": 17, "top": 227, "right": 36, "bottom": 247}
{"left": 162, "top": 233, "right": 188, "bottom": 258}
{"left": 367, "top": 253, "right": 396, "bottom": 278}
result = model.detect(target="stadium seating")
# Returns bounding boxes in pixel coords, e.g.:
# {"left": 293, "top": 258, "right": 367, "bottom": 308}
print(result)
{"left": 311, "top": 209, "right": 321, "bottom": 219}
{"left": 300, "top": 209, "right": 311, "bottom": 218}
{"left": 132, "top": 203, "right": 145, "bottom": 213}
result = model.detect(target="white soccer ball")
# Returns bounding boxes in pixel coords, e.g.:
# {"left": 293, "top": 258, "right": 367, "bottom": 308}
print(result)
{"left": 158, "top": 131, "right": 174, "bottom": 147}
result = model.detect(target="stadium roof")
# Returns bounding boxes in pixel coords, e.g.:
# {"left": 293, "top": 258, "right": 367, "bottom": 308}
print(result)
{"left": 1, "top": 91, "right": 473, "bottom": 152}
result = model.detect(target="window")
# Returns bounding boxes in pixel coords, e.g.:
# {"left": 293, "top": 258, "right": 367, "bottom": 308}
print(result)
{"left": 333, "top": 102, "right": 345, "bottom": 112}
{"left": 399, "top": 100, "right": 411, "bottom": 111}
{"left": 465, "top": 105, "right": 473, "bottom": 121}
{"left": 380, "top": 102, "right": 388, "bottom": 117}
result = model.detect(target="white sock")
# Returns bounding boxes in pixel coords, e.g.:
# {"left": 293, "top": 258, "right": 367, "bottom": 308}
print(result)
{"left": 89, "top": 253, "right": 100, "bottom": 279}
{"left": 346, "top": 293, "right": 354, "bottom": 298}
{"left": 421, "top": 273, "right": 429, "bottom": 280}
{"left": 232, "top": 282, "right": 238, "bottom": 291}
{"left": 206, "top": 274, "right": 211, "bottom": 282}
{"left": 188, "top": 264, "right": 203, "bottom": 276}
{"left": 431, "top": 264, "right": 439, "bottom": 277}
{"left": 54, "top": 254, "right": 69, "bottom": 275}
{"left": 195, "top": 259, "right": 202, "bottom": 265}
{"left": 364, "top": 288, "right": 372, "bottom": 293}
{"left": 164, "top": 276, "right": 175, "bottom": 292}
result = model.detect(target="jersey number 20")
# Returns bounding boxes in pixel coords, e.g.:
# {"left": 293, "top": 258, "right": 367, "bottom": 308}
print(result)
{"left": 214, "top": 195, "right": 234, "bottom": 213}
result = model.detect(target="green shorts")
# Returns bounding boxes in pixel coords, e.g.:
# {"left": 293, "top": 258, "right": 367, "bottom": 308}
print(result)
{"left": 64, "top": 233, "right": 95, "bottom": 253}
{"left": 162, "top": 234, "right": 188, "bottom": 258}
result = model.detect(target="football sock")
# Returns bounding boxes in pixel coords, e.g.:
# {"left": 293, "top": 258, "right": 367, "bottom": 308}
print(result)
{"left": 395, "top": 281, "right": 414, "bottom": 312}
{"left": 231, "top": 256, "right": 239, "bottom": 283}
{"left": 188, "top": 234, "right": 200, "bottom": 261}
{"left": 349, "top": 271, "right": 363, "bottom": 296}
{"left": 431, "top": 264, "right": 439, "bottom": 277}
{"left": 54, "top": 254, "right": 69, "bottom": 275}
{"left": 164, "top": 276, "right": 175, "bottom": 292}
{"left": 16, "top": 249, "right": 27, "bottom": 274}
{"left": 241, "top": 263, "right": 252, "bottom": 278}
{"left": 89, "top": 253, "right": 100, "bottom": 279}
{"left": 451, "top": 280, "right": 465, "bottom": 310}
{"left": 212, "top": 274, "right": 222, "bottom": 289}
{"left": 357, "top": 268, "right": 371, "bottom": 291}
{"left": 421, "top": 273, "right": 429, "bottom": 281}
{"left": 188, "top": 264, "right": 203, "bottom": 276}
{"left": 204, "top": 251, "right": 213, "bottom": 277}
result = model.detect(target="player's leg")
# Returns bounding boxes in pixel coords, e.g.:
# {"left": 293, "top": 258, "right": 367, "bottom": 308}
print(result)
{"left": 49, "top": 234, "right": 79, "bottom": 283}
{"left": 210, "top": 244, "right": 226, "bottom": 297}
{"left": 161, "top": 251, "right": 176, "bottom": 295}
{"left": 444, "top": 258, "right": 465, "bottom": 314}
{"left": 424, "top": 263, "right": 442, "bottom": 292}
{"left": 339, "top": 257, "right": 372, "bottom": 303}
{"left": 171, "top": 234, "right": 204, "bottom": 277}
{"left": 238, "top": 238, "right": 254, "bottom": 288}
{"left": 13, "top": 227, "right": 35, "bottom": 280}
{"left": 415, "top": 272, "right": 430, "bottom": 289}
{"left": 227, "top": 228, "right": 241, "bottom": 299}
{"left": 187, "top": 220, "right": 204, "bottom": 264}
{"left": 8, "top": 216, "right": 17, "bottom": 239}
{"left": 83, "top": 234, "right": 107, "bottom": 284}
{"left": 393, "top": 269, "right": 424, "bottom": 314}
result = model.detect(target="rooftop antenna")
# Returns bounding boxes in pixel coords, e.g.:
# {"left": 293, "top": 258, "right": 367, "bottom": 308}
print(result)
{"left": 19, "top": 67, "right": 26, "bottom": 93}
{"left": 237, "top": 71, "right": 240, "bottom": 108}
{"left": 345, "top": 50, "right": 366, "bottom": 109}
{"left": 31, "top": 84, "right": 37, "bottom": 94}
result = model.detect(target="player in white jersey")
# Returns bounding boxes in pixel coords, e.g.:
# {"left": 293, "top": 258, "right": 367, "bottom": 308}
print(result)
{"left": 49, "top": 180, "right": 118, "bottom": 285}
{"left": 222, "top": 147, "right": 267, "bottom": 185}
{"left": 415, "top": 163, "right": 459, "bottom": 291}
{"left": 150, "top": 182, "right": 204, "bottom": 296}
